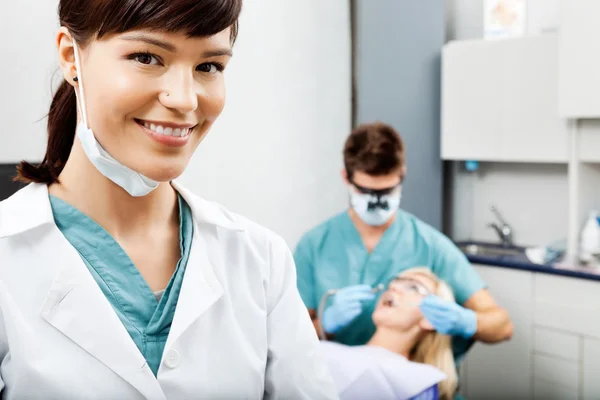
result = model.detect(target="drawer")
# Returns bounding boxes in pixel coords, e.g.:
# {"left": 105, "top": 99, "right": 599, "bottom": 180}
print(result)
{"left": 534, "top": 274, "right": 600, "bottom": 338}
{"left": 534, "top": 327, "right": 580, "bottom": 361}
{"left": 533, "top": 353, "right": 579, "bottom": 388}
{"left": 583, "top": 338, "right": 600, "bottom": 399}
{"left": 534, "top": 378, "right": 579, "bottom": 400}
{"left": 534, "top": 301, "right": 600, "bottom": 338}
{"left": 535, "top": 274, "right": 600, "bottom": 307}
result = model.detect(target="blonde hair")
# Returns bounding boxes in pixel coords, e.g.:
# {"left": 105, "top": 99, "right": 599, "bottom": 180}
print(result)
{"left": 401, "top": 267, "right": 458, "bottom": 400}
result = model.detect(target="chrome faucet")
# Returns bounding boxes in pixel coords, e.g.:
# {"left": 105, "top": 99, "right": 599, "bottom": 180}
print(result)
{"left": 488, "top": 205, "right": 514, "bottom": 247}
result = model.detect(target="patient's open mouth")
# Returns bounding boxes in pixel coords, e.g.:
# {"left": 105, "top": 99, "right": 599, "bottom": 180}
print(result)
{"left": 382, "top": 295, "right": 398, "bottom": 308}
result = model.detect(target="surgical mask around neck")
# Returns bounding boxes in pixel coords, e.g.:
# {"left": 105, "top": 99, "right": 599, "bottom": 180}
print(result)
{"left": 349, "top": 184, "right": 402, "bottom": 227}
{"left": 71, "top": 39, "right": 159, "bottom": 197}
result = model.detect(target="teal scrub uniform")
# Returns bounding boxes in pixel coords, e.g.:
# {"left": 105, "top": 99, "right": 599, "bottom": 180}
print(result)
{"left": 50, "top": 194, "right": 194, "bottom": 376}
{"left": 294, "top": 210, "right": 485, "bottom": 362}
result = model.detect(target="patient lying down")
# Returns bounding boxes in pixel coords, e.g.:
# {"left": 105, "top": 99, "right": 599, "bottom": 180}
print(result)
{"left": 320, "top": 268, "right": 458, "bottom": 400}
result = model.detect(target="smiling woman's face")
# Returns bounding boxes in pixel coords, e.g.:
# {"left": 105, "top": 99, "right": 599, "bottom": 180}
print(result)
{"left": 58, "top": 28, "right": 233, "bottom": 182}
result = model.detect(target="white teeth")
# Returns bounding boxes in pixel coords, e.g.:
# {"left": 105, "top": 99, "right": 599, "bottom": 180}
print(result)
{"left": 141, "top": 121, "right": 193, "bottom": 137}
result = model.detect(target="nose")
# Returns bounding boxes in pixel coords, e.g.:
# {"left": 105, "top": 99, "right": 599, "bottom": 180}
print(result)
{"left": 159, "top": 69, "right": 199, "bottom": 113}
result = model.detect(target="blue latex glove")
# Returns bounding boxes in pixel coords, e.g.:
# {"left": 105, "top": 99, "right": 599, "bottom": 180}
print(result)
{"left": 419, "top": 295, "right": 477, "bottom": 339}
{"left": 322, "top": 285, "right": 376, "bottom": 334}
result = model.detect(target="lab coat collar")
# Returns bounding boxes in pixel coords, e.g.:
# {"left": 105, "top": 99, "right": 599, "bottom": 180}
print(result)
{"left": 171, "top": 181, "right": 245, "bottom": 232}
{"left": 0, "top": 183, "right": 55, "bottom": 239}
{"left": 40, "top": 224, "right": 167, "bottom": 400}
{"left": 163, "top": 219, "right": 225, "bottom": 353}
{"left": 0, "top": 182, "right": 245, "bottom": 239}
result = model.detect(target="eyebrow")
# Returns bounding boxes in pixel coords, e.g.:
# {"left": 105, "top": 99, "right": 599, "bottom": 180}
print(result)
{"left": 202, "top": 48, "right": 233, "bottom": 58}
{"left": 121, "top": 34, "right": 177, "bottom": 52}
{"left": 121, "top": 34, "right": 233, "bottom": 57}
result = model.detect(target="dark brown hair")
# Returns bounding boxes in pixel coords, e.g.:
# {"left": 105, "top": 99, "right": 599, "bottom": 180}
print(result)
{"left": 343, "top": 122, "right": 405, "bottom": 179}
{"left": 16, "top": 0, "right": 242, "bottom": 184}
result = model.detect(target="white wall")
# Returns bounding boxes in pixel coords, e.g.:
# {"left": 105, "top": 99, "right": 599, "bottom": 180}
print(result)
{"left": 180, "top": 1, "right": 352, "bottom": 247}
{"left": 3, "top": 1, "right": 352, "bottom": 248}
{"left": 448, "top": 162, "right": 569, "bottom": 246}
{"left": 1, "top": 0, "right": 60, "bottom": 163}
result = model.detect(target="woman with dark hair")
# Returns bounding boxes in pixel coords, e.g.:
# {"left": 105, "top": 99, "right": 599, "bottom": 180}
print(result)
{"left": 0, "top": 1, "right": 337, "bottom": 399}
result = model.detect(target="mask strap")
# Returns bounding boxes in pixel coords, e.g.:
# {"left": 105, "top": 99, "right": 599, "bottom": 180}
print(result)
{"left": 72, "top": 39, "right": 89, "bottom": 129}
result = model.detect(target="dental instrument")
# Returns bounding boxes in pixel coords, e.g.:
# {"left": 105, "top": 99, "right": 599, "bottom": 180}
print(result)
{"left": 317, "top": 284, "right": 384, "bottom": 340}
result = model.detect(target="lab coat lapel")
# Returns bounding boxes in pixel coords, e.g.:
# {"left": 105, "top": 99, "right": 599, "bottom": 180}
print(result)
{"left": 40, "top": 230, "right": 167, "bottom": 400}
{"left": 165, "top": 222, "right": 224, "bottom": 351}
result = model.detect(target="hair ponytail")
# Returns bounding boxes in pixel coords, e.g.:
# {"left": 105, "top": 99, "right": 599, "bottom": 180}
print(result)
{"left": 16, "top": 79, "right": 77, "bottom": 184}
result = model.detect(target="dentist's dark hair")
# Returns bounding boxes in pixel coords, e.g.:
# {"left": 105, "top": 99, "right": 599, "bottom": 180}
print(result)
{"left": 344, "top": 122, "right": 405, "bottom": 180}
{"left": 16, "top": 0, "right": 242, "bottom": 184}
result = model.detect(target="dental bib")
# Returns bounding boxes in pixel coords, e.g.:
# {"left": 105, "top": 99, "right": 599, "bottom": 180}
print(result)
{"left": 72, "top": 39, "right": 159, "bottom": 197}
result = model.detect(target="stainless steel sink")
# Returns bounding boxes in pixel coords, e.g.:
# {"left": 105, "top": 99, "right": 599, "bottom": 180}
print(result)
{"left": 458, "top": 243, "right": 525, "bottom": 257}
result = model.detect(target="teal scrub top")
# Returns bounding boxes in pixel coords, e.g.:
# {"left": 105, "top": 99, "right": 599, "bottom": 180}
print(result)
{"left": 294, "top": 210, "right": 485, "bottom": 361}
{"left": 49, "top": 194, "right": 194, "bottom": 376}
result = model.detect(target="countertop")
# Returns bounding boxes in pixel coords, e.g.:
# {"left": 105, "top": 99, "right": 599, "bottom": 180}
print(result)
{"left": 457, "top": 241, "right": 600, "bottom": 282}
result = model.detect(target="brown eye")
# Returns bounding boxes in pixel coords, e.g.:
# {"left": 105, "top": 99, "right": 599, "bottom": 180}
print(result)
{"left": 137, "top": 54, "right": 152, "bottom": 64}
{"left": 197, "top": 63, "right": 223, "bottom": 74}
{"left": 131, "top": 53, "right": 160, "bottom": 66}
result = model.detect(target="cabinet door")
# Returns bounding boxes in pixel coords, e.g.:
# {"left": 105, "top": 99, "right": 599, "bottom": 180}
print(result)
{"left": 462, "top": 265, "right": 533, "bottom": 400}
{"left": 583, "top": 337, "right": 600, "bottom": 399}
{"left": 442, "top": 40, "right": 504, "bottom": 161}
{"left": 502, "top": 35, "right": 567, "bottom": 162}
{"left": 578, "top": 120, "right": 600, "bottom": 163}
{"left": 533, "top": 354, "right": 580, "bottom": 397}
{"left": 442, "top": 36, "right": 566, "bottom": 162}
{"left": 534, "top": 274, "right": 600, "bottom": 337}
{"left": 558, "top": 0, "right": 600, "bottom": 118}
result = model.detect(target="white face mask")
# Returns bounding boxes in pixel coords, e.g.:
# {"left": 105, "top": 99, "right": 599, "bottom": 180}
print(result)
{"left": 349, "top": 187, "right": 402, "bottom": 226}
{"left": 71, "top": 39, "right": 159, "bottom": 197}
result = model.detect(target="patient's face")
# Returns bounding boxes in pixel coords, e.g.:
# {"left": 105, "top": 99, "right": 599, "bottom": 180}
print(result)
{"left": 372, "top": 272, "right": 436, "bottom": 331}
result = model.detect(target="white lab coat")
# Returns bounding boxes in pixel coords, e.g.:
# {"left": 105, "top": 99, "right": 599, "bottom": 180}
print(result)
{"left": 0, "top": 183, "right": 338, "bottom": 400}
{"left": 320, "top": 341, "right": 446, "bottom": 400}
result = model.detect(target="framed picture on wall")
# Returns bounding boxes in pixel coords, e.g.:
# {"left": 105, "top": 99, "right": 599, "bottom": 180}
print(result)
{"left": 484, "top": 0, "right": 527, "bottom": 39}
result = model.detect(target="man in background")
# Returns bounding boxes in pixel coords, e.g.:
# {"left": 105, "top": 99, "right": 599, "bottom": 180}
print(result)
{"left": 294, "top": 122, "right": 513, "bottom": 363}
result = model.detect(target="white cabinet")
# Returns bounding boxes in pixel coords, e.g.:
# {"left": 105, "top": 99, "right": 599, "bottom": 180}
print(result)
{"left": 442, "top": 39, "right": 503, "bottom": 161}
{"left": 578, "top": 120, "right": 600, "bottom": 163}
{"left": 534, "top": 377, "right": 579, "bottom": 400}
{"left": 534, "top": 273, "right": 600, "bottom": 337}
{"left": 534, "top": 327, "right": 580, "bottom": 361}
{"left": 461, "top": 264, "right": 534, "bottom": 400}
{"left": 461, "top": 265, "right": 600, "bottom": 399}
{"left": 533, "top": 354, "right": 580, "bottom": 397}
{"left": 442, "top": 35, "right": 568, "bottom": 163}
{"left": 533, "top": 328, "right": 581, "bottom": 398}
{"left": 558, "top": 0, "right": 600, "bottom": 118}
{"left": 583, "top": 338, "right": 600, "bottom": 399}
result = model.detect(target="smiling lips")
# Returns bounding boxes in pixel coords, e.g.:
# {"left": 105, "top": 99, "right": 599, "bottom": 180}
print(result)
{"left": 136, "top": 119, "right": 196, "bottom": 138}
